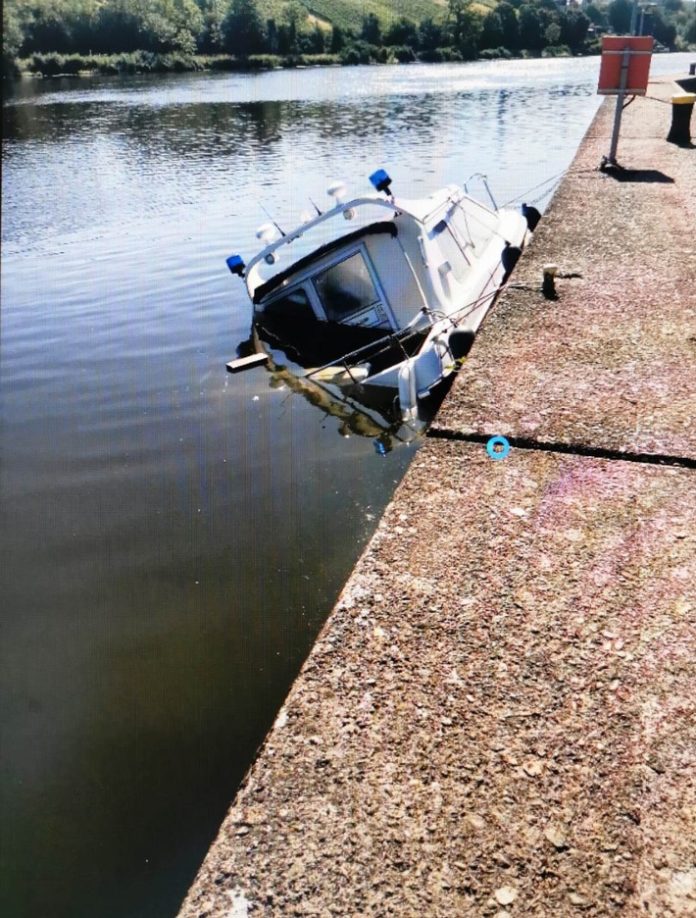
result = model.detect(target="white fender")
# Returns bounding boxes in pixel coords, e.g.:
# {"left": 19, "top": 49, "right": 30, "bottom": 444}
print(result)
{"left": 398, "top": 359, "right": 418, "bottom": 421}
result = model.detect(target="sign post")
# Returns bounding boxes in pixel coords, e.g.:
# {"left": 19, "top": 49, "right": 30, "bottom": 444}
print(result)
{"left": 597, "top": 36, "right": 654, "bottom": 169}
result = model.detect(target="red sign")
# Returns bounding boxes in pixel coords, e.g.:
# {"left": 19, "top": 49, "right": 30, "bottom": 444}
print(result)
{"left": 598, "top": 36, "right": 654, "bottom": 96}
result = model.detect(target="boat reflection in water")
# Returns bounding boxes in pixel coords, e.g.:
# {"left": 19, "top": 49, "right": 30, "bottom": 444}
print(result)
{"left": 239, "top": 329, "right": 431, "bottom": 455}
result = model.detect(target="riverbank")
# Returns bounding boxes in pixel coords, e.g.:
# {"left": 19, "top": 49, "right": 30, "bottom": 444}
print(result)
{"left": 10, "top": 45, "right": 603, "bottom": 80}
{"left": 178, "top": 70, "right": 695, "bottom": 917}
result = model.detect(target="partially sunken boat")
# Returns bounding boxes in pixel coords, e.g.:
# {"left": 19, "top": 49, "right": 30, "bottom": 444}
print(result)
{"left": 227, "top": 169, "right": 538, "bottom": 421}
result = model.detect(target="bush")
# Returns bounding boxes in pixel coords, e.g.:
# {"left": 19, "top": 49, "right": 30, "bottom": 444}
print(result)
{"left": 340, "top": 41, "right": 384, "bottom": 65}
{"left": 340, "top": 47, "right": 361, "bottom": 65}
{"left": 31, "top": 53, "right": 65, "bottom": 76}
{"left": 541, "top": 44, "right": 572, "bottom": 57}
{"left": 419, "top": 47, "right": 463, "bottom": 63}
{"left": 25, "top": 50, "right": 206, "bottom": 76}
{"left": 246, "top": 53, "right": 282, "bottom": 69}
{"left": 390, "top": 45, "right": 417, "bottom": 63}
{"left": 300, "top": 54, "right": 340, "bottom": 66}
{"left": 208, "top": 55, "right": 241, "bottom": 71}
{"left": 479, "top": 46, "right": 513, "bottom": 59}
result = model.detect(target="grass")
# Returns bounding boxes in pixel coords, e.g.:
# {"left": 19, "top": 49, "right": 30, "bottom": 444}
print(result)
{"left": 305, "top": 0, "right": 445, "bottom": 30}
{"left": 255, "top": 0, "right": 447, "bottom": 31}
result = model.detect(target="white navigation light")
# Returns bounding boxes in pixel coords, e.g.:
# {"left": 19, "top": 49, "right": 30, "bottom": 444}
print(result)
{"left": 256, "top": 222, "right": 278, "bottom": 243}
{"left": 327, "top": 181, "right": 348, "bottom": 204}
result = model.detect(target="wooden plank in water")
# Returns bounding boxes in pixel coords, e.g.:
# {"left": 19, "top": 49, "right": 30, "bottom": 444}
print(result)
{"left": 226, "top": 353, "right": 269, "bottom": 373}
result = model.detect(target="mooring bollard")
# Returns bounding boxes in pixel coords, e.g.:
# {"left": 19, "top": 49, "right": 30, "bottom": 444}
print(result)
{"left": 667, "top": 93, "right": 696, "bottom": 145}
{"left": 542, "top": 264, "right": 558, "bottom": 300}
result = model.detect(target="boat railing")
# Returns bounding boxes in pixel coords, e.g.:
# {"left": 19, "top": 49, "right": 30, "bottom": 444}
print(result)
{"left": 463, "top": 173, "right": 498, "bottom": 212}
{"left": 303, "top": 316, "right": 432, "bottom": 382}
{"left": 245, "top": 196, "right": 401, "bottom": 282}
{"left": 302, "top": 277, "right": 504, "bottom": 383}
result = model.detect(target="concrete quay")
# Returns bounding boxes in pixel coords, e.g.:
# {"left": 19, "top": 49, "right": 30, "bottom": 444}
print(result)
{"left": 433, "top": 73, "right": 695, "bottom": 459}
{"left": 179, "top": 74, "right": 695, "bottom": 917}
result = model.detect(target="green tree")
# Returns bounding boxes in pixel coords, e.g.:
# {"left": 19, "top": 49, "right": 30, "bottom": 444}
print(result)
{"left": 281, "top": 1, "right": 305, "bottom": 53}
{"left": 276, "top": 24, "right": 291, "bottom": 53}
{"left": 649, "top": 8, "right": 677, "bottom": 46}
{"left": 497, "top": 2, "right": 520, "bottom": 49}
{"left": 418, "top": 16, "right": 444, "bottom": 51}
{"left": 196, "top": 0, "right": 225, "bottom": 52}
{"left": 88, "top": 0, "right": 202, "bottom": 54}
{"left": 480, "top": 10, "right": 504, "bottom": 48}
{"left": 330, "top": 24, "right": 345, "bottom": 52}
{"left": 266, "top": 18, "right": 278, "bottom": 53}
{"left": 584, "top": 3, "right": 607, "bottom": 27}
{"left": 448, "top": 0, "right": 483, "bottom": 58}
{"left": 221, "top": 0, "right": 266, "bottom": 55}
{"left": 384, "top": 16, "right": 418, "bottom": 48}
{"left": 19, "top": 0, "right": 97, "bottom": 54}
{"left": 307, "top": 24, "right": 325, "bottom": 53}
{"left": 560, "top": 9, "right": 589, "bottom": 50}
{"left": 518, "top": 4, "right": 544, "bottom": 49}
{"left": 685, "top": 10, "right": 696, "bottom": 42}
{"left": 545, "top": 21, "right": 561, "bottom": 44}
{"left": 91, "top": 1, "right": 140, "bottom": 53}
{"left": 608, "top": 0, "right": 632, "bottom": 33}
{"left": 2, "top": 0, "right": 25, "bottom": 73}
{"left": 145, "top": 0, "right": 203, "bottom": 53}
{"left": 360, "top": 12, "right": 381, "bottom": 45}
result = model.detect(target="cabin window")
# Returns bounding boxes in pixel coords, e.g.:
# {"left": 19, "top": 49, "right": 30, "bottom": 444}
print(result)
{"left": 262, "top": 286, "right": 315, "bottom": 321}
{"left": 313, "top": 252, "right": 387, "bottom": 326}
{"left": 431, "top": 219, "right": 469, "bottom": 283}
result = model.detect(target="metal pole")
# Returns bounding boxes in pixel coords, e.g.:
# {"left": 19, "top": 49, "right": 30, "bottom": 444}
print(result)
{"left": 608, "top": 47, "right": 631, "bottom": 165}
{"left": 630, "top": 1, "right": 638, "bottom": 35}
{"left": 639, "top": 8, "right": 645, "bottom": 35}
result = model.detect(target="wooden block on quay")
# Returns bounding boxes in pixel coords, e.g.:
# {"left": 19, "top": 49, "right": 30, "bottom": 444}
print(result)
{"left": 226, "top": 353, "right": 269, "bottom": 373}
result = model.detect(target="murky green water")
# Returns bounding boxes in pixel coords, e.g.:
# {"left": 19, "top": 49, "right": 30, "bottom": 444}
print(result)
{"left": 2, "top": 54, "right": 691, "bottom": 918}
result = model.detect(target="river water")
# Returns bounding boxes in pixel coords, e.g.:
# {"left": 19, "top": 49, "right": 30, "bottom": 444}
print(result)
{"left": 2, "top": 54, "right": 691, "bottom": 918}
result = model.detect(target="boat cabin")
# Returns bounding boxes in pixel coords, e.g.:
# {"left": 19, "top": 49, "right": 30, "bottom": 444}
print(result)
{"left": 226, "top": 172, "right": 529, "bottom": 412}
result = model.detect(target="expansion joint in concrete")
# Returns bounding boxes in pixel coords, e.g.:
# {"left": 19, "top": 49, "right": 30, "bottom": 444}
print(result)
{"left": 427, "top": 427, "right": 696, "bottom": 470}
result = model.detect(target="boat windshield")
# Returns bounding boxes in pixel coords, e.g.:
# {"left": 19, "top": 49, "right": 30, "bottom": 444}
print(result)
{"left": 262, "top": 287, "right": 314, "bottom": 321}
{"left": 314, "top": 252, "right": 382, "bottom": 322}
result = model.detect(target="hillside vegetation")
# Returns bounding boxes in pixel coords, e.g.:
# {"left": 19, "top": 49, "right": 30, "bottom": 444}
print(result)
{"left": 3, "top": 0, "right": 695, "bottom": 78}
{"left": 297, "top": 0, "right": 444, "bottom": 31}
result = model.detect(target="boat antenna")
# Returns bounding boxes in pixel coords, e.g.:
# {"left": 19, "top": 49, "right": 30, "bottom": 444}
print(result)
{"left": 309, "top": 197, "right": 323, "bottom": 216}
{"left": 259, "top": 203, "right": 286, "bottom": 237}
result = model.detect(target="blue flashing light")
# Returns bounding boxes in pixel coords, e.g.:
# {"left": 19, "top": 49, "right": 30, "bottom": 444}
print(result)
{"left": 226, "top": 254, "right": 245, "bottom": 277}
{"left": 369, "top": 168, "right": 392, "bottom": 196}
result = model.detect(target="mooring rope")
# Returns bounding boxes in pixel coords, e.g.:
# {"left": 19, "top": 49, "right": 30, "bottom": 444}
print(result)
{"left": 500, "top": 169, "right": 567, "bottom": 209}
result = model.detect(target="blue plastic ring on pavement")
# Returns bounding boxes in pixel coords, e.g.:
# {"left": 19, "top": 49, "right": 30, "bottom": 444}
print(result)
{"left": 486, "top": 435, "right": 510, "bottom": 460}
